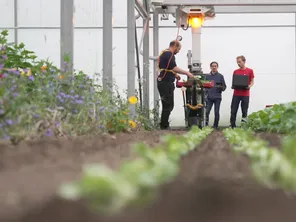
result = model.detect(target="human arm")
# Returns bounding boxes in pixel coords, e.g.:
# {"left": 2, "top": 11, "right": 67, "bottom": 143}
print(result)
{"left": 172, "top": 66, "right": 194, "bottom": 78}
{"left": 231, "top": 71, "right": 235, "bottom": 89}
{"left": 219, "top": 75, "right": 227, "bottom": 91}
{"left": 247, "top": 69, "right": 255, "bottom": 89}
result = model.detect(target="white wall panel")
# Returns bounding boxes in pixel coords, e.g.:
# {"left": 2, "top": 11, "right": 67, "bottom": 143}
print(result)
{"left": 0, "top": 0, "right": 14, "bottom": 27}
{"left": 113, "top": 29, "right": 128, "bottom": 77}
{"left": 18, "top": 0, "right": 60, "bottom": 27}
{"left": 74, "top": 29, "right": 102, "bottom": 77}
{"left": 113, "top": 0, "right": 127, "bottom": 27}
{"left": 74, "top": 0, "right": 142, "bottom": 27}
{"left": 74, "top": 0, "right": 102, "bottom": 27}
{"left": 18, "top": 30, "right": 60, "bottom": 66}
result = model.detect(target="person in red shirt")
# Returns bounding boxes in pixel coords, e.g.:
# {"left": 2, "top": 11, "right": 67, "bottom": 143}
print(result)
{"left": 230, "top": 55, "right": 254, "bottom": 128}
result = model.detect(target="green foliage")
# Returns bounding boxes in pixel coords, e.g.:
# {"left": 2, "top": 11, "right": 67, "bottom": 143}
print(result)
{"left": 224, "top": 128, "right": 296, "bottom": 193}
{"left": 0, "top": 30, "right": 154, "bottom": 142}
{"left": 58, "top": 127, "right": 213, "bottom": 214}
{"left": 242, "top": 102, "right": 296, "bottom": 134}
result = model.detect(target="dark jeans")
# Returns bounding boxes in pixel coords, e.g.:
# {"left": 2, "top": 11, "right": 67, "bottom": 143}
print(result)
{"left": 205, "top": 98, "right": 222, "bottom": 128}
{"left": 157, "top": 81, "right": 175, "bottom": 129}
{"left": 230, "top": 95, "right": 250, "bottom": 127}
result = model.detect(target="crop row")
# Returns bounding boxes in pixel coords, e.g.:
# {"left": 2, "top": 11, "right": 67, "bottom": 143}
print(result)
{"left": 243, "top": 102, "right": 296, "bottom": 134}
{"left": 224, "top": 128, "right": 296, "bottom": 193}
{"left": 58, "top": 127, "right": 213, "bottom": 214}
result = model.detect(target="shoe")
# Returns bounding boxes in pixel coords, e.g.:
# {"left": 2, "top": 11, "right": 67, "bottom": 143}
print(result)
{"left": 160, "top": 126, "right": 171, "bottom": 130}
{"left": 241, "top": 118, "right": 247, "bottom": 123}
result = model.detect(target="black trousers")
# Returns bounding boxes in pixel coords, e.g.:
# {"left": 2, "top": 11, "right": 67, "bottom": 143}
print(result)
{"left": 205, "top": 98, "right": 222, "bottom": 128}
{"left": 230, "top": 95, "right": 250, "bottom": 127}
{"left": 157, "top": 81, "right": 175, "bottom": 129}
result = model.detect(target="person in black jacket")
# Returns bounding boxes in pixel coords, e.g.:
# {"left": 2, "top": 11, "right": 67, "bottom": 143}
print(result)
{"left": 157, "top": 40, "right": 195, "bottom": 130}
{"left": 205, "top": 61, "right": 227, "bottom": 128}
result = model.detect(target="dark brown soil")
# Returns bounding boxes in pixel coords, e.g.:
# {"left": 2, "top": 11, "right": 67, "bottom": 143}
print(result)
{"left": 256, "top": 132, "right": 283, "bottom": 148}
{"left": 0, "top": 130, "right": 183, "bottom": 222}
{"left": 2, "top": 131, "right": 296, "bottom": 222}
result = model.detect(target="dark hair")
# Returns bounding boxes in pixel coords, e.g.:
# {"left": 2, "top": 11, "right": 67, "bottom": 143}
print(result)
{"left": 210, "top": 61, "right": 218, "bottom": 67}
{"left": 169, "top": 40, "right": 180, "bottom": 48}
{"left": 236, "top": 55, "right": 246, "bottom": 62}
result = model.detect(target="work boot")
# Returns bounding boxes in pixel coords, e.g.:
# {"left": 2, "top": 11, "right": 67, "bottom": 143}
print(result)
{"left": 160, "top": 126, "right": 171, "bottom": 130}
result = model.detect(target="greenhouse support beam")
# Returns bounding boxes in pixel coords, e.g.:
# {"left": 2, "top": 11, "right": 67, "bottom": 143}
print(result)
{"left": 103, "top": 0, "right": 113, "bottom": 91}
{"left": 14, "top": 0, "right": 18, "bottom": 44}
{"left": 127, "top": 0, "right": 136, "bottom": 116}
{"left": 60, "top": 0, "right": 74, "bottom": 74}
{"left": 143, "top": 17, "right": 150, "bottom": 115}
{"left": 153, "top": 11, "right": 159, "bottom": 115}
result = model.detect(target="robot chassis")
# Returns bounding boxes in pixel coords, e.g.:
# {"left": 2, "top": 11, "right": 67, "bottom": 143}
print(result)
{"left": 151, "top": 1, "right": 216, "bottom": 128}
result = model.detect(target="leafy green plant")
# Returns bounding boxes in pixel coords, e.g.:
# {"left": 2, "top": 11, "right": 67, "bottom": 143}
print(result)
{"left": 223, "top": 128, "right": 296, "bottom": 193}
{"left": 58, "top": 126, "right": 213, "bottom": 214}
{"left": 0, "top": 30, "right": 150, "bottom": 142}
{"left": 242, "top": 102, "right": 296, "bottom": 134}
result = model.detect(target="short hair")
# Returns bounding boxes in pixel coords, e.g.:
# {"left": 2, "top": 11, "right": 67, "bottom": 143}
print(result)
{"left": 236, "top": 55, "right": 246, "bottom": 62}
{"left": 210, "top": 61, "right": 218, "bottom": 67}
{"left": 169, "top": 40, "right": 180, "bottom": 48}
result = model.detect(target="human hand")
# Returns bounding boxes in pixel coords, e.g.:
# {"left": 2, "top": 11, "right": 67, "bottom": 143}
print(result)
{"left": 176, "top": 74, "right": 181, "bottom": 80}
{"left": 187, "top": 72, "right": 195, "bottom": 79}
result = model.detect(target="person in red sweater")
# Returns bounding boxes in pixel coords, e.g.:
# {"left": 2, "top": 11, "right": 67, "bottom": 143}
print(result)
{"left": 230, "top": 55, "right": 254, "bottom": 128}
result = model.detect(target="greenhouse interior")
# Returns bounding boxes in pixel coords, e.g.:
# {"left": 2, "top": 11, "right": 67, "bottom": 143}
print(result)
{"left": 1, "top": 1, "right": 296, "bottom": 222}
{"left": 2, "top": 0, "right": 296, "bottom": 127}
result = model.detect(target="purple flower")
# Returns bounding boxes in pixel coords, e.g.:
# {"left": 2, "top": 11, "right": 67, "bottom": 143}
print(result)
{"left": 0, "top": 64, "right": 3, "bottom": 70}
{"left": 33, "top": 114, "right": 39, "bottom": 118}
{"left": 13, "top": 92, "right": 18, "bottom": 97}
{"left": 0, "top": 109, "right": 4, "bottom": 114}
{"left": 5, "top": 119, "right": 12, "bottom": 126}
{"left": 14, "top": 70, "right": 20, "bottom": 75}
{"left": 3, "top": 134, "right": 10, "bottom": 140}
{"left": 10, "top": 85, "right": 17, "bottom": 91}
{"left": 45, "top": 128, "right": 53, "bottom": 137}
{"left": 28, "top": 75, "right": 34, "bottom": 81}
{"left": 1, "top": 45, "right": 6, "bottom": 51}
{"left": 75, "top": 99, "right": 83, "bottom": 104}
{"left": 2, "top": 55, "right": 7, "bottom": 60}
{"left": 55, "top": 121, "right": 61, "bottom": 127}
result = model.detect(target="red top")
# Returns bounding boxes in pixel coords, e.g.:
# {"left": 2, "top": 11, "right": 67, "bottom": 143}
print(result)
{"left": 233, "top": 67, "right": 254, "bottom": 97}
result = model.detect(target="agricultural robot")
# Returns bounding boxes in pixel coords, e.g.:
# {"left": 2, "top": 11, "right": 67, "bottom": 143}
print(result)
{"left": 151, "top": 1, "right": 216, "bottom": 128}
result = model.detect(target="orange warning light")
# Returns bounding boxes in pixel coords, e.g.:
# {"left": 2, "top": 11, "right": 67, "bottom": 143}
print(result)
{"left": 188, "top": 15, "right": 204, "bottom": 28}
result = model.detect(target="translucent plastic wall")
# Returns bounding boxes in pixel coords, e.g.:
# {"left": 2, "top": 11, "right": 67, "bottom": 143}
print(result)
{"left": 1, "top": 0, "right": 296, "bottom": 126}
